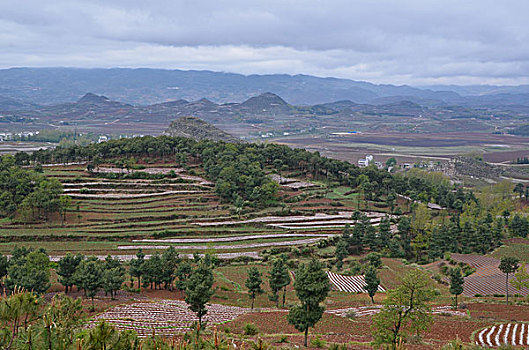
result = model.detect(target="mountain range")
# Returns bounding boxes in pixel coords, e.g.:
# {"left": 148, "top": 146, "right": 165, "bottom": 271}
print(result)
{"left": 1, "top": 91, "right": 526, "bottom": 137}
{"left": 0, "top": 67, "right": 528, "bottom": 110}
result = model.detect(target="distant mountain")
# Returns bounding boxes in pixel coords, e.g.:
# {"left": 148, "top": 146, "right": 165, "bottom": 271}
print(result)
{"left": 0, "top": 95, "right": 39, "bottom": 112}
{"left": 164, "top": 116, "right": 242, "bottom": 143}
{"left": 1, "top": 67, "right": 528, "bottom": 108}
{"left": 3, "top": 91, "right": 518, "bottom": 137}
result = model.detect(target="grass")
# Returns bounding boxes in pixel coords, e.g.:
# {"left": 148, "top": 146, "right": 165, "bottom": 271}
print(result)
{"left": 490, "top": 243, "right": 529, "bottom": 262}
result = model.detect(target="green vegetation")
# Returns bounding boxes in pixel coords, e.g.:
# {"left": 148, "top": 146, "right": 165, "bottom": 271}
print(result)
{"left": 245, "top": 267, "right": 264, "bottom": 309}
{"left": 287, "top": 259, "right": 330, "bottom": 347}
{"left": 499, "top": 256, "right": 519, "bottom": 304}
{"left": 449, "top": 267, "right": 464, "bottom": 309}
{"left": 0, "top": 155, "right": 66, "bottom": 221}
{"left": 371, "top": 270, "right": 435, "bottom": 348}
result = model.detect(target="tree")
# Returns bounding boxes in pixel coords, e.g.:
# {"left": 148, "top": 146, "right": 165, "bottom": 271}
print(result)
{"left": 74, "top": 257, "right": 103, "bottom": 310}
{"left": 372, "top": 270, "right": 435, "bottom": 348}
{"left": 129, "top": 249, "right": 145, "bottom": 289}
{"left": 102, "top": 256, "right": 126, "bottom": 299}
{"left": 287, "top": 259, "right": 330, "bottom": 347}
{"left": 514, "top": 183, "right": 524, "bottom": 198}
{"left": 161, "top": 246, "right": 181, "bottom": 290}
{"left": 0, "top": 253, "right": 8, "bottom": 287}
{"left": 245, "top": 267, "right": 264, "bottom": 309}
{"left": 268, "top": 257, "right": 290, "bottom": 308}
{"left": 40, "top": 294, "right": 84, "bottom": 350}
{"left": 364, "top": 265, "right": 380, "bottom": 303}
{"left": 499, "top": 257, "right": 520, "bottom": 304}
{"left": 335, "top": 238, "right": 348, "bottom": 270}
{"left": 57, "top": 253, "right": 83, "bottom": 293}
{"left": 175, "top": 260, "right": 192, "bottom": 296}
{"left": 386, "top": 157, "right": 397, "bottom": 167}
{"left": 510, "top": 262, "right": 529, "bottom": 294}
{"left": 0, "top": 289, "right": 40, "bottom": 349}
{"left": 6, "top": 250, "right": 51, "bottom": 294}
{"left": 366, "top": 252, "right": 383, "bottom": 269}
{"left": 185, "top": 260, "right": 215, "bottom": 328}
{"left": 449, "top": 267, "right": 464, "bottom": 309}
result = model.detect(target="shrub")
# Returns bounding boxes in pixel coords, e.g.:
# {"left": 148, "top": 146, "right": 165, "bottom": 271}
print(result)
{"left": 277, "top": 335, "right": 289, "bottom": 343}
{"left": 244, "top": 323, "right": 259, "bottom": 336}
{"left": 345, "top": 310, "right": 357, "bottom": 320}
{"left": 310, "top": 336, "right": 327, "bottom": 348}
{"left": 329, "top": 344, "right": 348, "bottom": 350}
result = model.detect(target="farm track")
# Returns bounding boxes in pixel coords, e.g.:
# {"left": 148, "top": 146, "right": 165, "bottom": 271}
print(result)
{"left": 48, "top": 251, "right": 261, "bottom": 262}
{"left": 67, "top": 190, "right": 203, "bottom": 199}
{"left": 133, "top": 233, "right": 335, "bottom": 243}
{"left": 117, "top": 237, "right": 329, "bottom": 251}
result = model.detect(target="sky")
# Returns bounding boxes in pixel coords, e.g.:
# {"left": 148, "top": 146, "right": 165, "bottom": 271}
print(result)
{"left": 1, "top": 0, "right": 528, "bottom": 86}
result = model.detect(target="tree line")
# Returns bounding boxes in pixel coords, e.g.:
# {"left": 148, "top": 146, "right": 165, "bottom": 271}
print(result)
{"left": 13, "top": 135, "right": 466, "bottom": 208}
{"left": 0, "top": 155, "right": 68, "bottom": 222}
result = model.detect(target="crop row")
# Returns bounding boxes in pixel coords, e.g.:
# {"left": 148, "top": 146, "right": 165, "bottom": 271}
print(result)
{"left": 475, "top": 323, "right": 529, "bottom": 347}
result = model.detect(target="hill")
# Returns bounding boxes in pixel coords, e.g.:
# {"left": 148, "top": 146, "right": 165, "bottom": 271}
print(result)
{"left": 164, "top": 116, "right": 242, "bottom": 143}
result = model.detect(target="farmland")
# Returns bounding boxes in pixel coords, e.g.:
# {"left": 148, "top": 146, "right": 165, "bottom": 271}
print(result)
{"left": 0, "top": 162, "right": 393, "bottom": 258}
{"left": 3, "top": 135, "right": 529, "bottom": 350}
{"left": 451, "top": 253, "right": 529, "bottom": 297}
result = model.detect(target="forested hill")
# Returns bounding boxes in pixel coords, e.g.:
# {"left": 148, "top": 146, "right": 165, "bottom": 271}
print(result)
{"left": 19, "top": 135, "right": 470, "bottom": 211}
{"left": 164, "top": 116, "right": 242, "bottom": 143}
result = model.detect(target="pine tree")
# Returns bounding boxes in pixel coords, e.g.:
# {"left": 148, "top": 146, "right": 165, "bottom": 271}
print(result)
{"left": 185, "top": 260, "right": 215, "bottom": 328}
{"left": 74, "top": 257, "right": 103, "bottom": 310}
{"left": 6, "top": 250, "right": 51, "bottom": 295}
{"left": 245, "top": 267, "right": 264, "bottom": 309}
{"left": 364, "top": 265, "right": 380, "bottom": 303}
{"left": 449, "top": 267, "right": 464, "bottom": 309}
{"left": 161, "top": 246, "right": 181, "bottom": 290}
{"left": 102, "top": 256, "right": 126, "bottom": 299}
{"left": 492, "top": 219, "right": 504, "bottom": 247}
{"left": 175, "top": 260, "right": 192, "bottom": 296}
{"left": 268, "top": 256, "right": 291, "bottom": 308}
{"left": 364, "top": 224, "right": 378, "bottom": 251}
{"left": 129, "top": 249, "right": 145, "bottom": 289}
{"left": 335, "top": 238, "right": 348, "bottom": 270}
{"left": 377, "top": 217, "right": 391, "bottom": 249}
{"left": 499, "top": 257, "right": 520, "bottom": 305}
{"left": 57, "top": 253, "right": 83, "bottom": 293}
{"left": 0, "top": 253, "right": 7, "bottom": 287}
{"left": 287, "top": 259, "right": 330, "bottom": 347}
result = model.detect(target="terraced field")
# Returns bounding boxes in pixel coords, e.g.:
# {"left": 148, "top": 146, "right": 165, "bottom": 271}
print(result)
{"left": 0, "top": 164, "right": 396, "bottom": 259}
{"left": 327, "top": 271, "right": 386, "bottom": 293}
{"left": 475, "top": 323, "right": 529, "bottom": 347}
{"left": 89, "top": 300, "right": 261, "bottom": 337}
{"left": 451, "top": 254, "right": 529, "bottom": 297}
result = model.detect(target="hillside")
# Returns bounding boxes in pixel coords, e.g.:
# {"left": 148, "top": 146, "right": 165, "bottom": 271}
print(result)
{"left": 164, "top": 116, "right": 242, "bottom": 143}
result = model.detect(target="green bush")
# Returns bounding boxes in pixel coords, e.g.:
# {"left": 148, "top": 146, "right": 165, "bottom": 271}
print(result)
{"left": 310, "top": 335, "right": 327, "bottom": 348}
{"left": 244, "top": 323, "right": 259, "bottom": 336}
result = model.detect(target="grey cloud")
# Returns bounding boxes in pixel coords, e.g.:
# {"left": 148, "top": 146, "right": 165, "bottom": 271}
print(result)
{"left": 0, "top": 0, "right": 528, "bottom": 85}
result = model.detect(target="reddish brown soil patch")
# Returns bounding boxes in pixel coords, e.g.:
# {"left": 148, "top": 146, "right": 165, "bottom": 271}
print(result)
{"left": 468, "top": 303, "right": 529, "bottom": 322}
{"left": 504, "top": 238, "right": 529, "bottom": 244}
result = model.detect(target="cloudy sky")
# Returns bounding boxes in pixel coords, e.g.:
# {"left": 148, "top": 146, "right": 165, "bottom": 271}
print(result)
{"left": 1, "top": 0, "right": 528, "bottom": 85}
